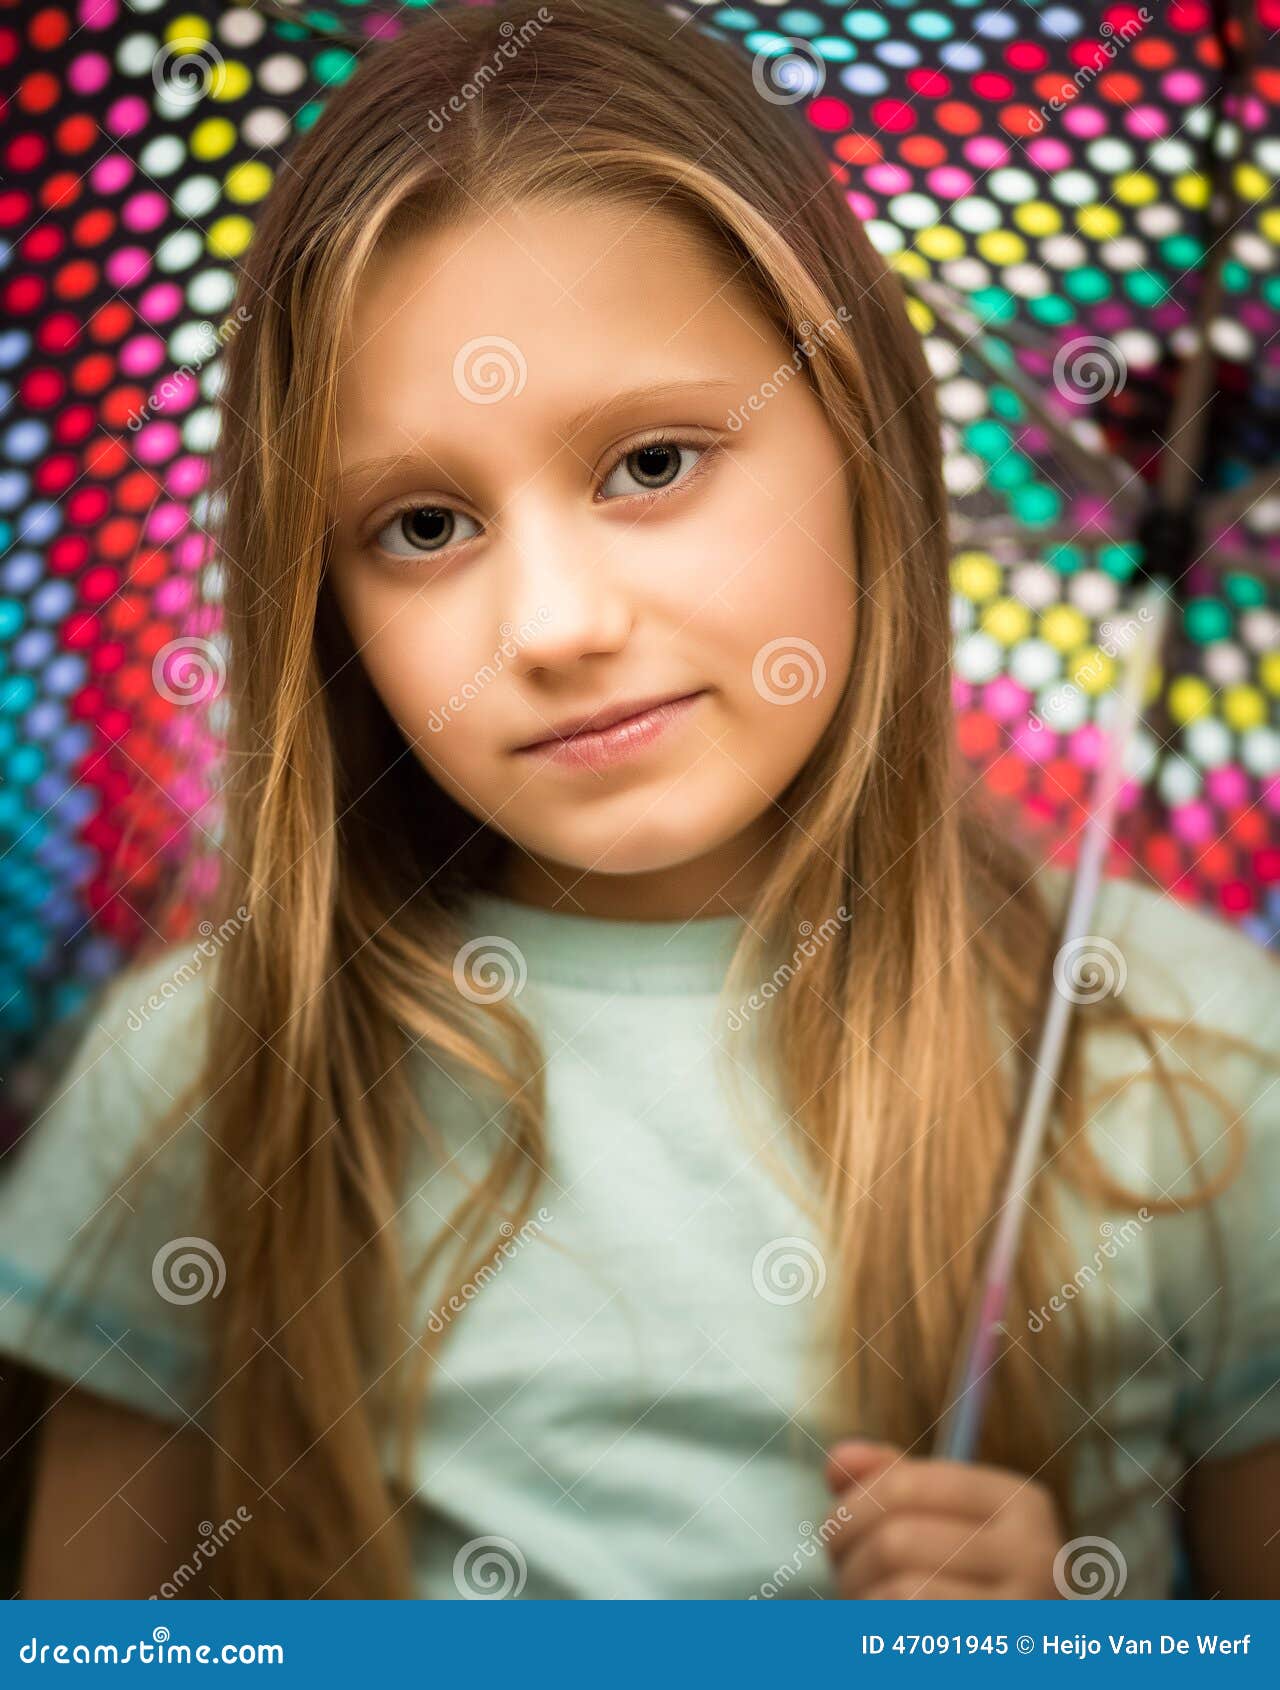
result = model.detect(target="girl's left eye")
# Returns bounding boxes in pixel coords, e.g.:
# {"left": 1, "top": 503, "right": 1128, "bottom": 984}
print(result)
{"left": 598, "top": 438, "right": 707, "bottom": 501}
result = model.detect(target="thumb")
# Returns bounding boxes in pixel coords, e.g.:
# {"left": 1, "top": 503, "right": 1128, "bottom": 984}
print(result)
{"left": 824, "top": 1439, "right": 900, "bottom": 1494}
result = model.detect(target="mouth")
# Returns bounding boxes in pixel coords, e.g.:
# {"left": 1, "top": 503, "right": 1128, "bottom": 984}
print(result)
{"left": 513, "top": 689, "right": 710, "bottom": 774}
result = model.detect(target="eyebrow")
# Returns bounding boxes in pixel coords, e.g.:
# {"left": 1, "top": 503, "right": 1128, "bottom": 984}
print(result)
{"left": 329, "top": 377, "right": 740, "bottom": 506}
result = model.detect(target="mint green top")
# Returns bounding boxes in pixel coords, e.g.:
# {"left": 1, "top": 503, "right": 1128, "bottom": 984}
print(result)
{"left": 0, "top": 871, "right": 1277, "bottom": 1599}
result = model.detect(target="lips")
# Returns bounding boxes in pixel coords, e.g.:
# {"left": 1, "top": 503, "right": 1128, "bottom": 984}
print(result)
{"left": 516, "top": 689, "right": 706, "bottom": 751}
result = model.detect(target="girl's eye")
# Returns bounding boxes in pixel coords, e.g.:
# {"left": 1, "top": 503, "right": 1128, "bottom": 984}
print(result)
{"left": 599, "top": 439, "right": 704, "bottom": 501}
{"left": 373, "top": 505, "right": 481, "bottom": 560}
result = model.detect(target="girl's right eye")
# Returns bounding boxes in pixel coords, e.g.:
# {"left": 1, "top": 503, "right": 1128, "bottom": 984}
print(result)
{"left": 373, "top": 505, "right": 482, "bottom": 562}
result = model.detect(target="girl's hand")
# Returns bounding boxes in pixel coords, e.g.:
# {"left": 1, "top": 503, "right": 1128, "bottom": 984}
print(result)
{"left": 822, "top": 1440, "right": 1066, "bottom": 1600}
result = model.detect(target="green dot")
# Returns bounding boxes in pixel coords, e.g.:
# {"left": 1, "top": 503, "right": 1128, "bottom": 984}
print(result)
{"left": 989, "top": 453, "right": 1031, "bottom": 492}
{"left": 1027, "top": 294, "right": 1075, "bottom": 328}
{"left": 1160, "top": 234, "right": 1203, "bottom": 270}
{"left": 1012, "top": 484, "right": 1062, "bottom": 525}
{"left": 1222, "top": 260, "right": 1249, "bottom": 294}
{"left": 1099, "top": 544, "right": 1138, "bottom": 581}
{"left": 965, "top": 419, "right": 1010, "bottom": 463}
{"left": 971, "top": 286, "right": 1017, "bottom": 326}
{"left": 1048, "top": 544, "right": 1085, "bottom": 574}
{"left": 990, "top": 386, "right": 1024, "bottom": 423}
{"left": 1125, "top": 273, "right": 1167, "bottom": 309}
{"left": 1065, "top": 267, "right": 1111, "bottom": 305}
{"left": 295, "top": 101, "right": 324, "bottom": 133}
{"left": 314, "top": 48, "right": 357, "bottom": 84}
{"left": 1223, "top": 571, "right": 1266, "bottom": 608}
{"left": 1183, "top": 597, "right": 1231, "bottom": 643}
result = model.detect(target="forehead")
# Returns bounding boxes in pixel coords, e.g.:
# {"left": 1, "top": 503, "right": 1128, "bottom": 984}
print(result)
{"left": 333, "top": 197, "right": 780, "bottom": 447}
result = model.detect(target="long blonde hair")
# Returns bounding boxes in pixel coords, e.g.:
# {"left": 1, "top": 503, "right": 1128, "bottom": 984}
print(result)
{"left": 19, "top": 0, "right": 1268, "bottom": 1596}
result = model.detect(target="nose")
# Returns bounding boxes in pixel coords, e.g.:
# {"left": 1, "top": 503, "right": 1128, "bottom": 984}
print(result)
{"left": 499, "top": 502, "right": 633, "bottom": 676}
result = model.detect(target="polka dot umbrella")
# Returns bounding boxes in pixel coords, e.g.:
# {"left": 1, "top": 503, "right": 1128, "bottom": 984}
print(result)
{"left": 2, "top": 0, "right": 1278, "bottom": 1138}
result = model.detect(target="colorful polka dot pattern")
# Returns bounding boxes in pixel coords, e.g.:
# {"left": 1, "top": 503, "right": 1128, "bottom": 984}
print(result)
{"left": 2, "top": 2, "right": 1277, "bottom": 1084}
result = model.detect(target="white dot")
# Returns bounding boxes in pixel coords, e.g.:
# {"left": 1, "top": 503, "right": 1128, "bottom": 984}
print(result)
{"left": 218, "top": 6, "right": 265, "bottom": 47}
{"left": 1009, "top": 562, "right": 1060, "bottom": 610}
{"left": 1036, "top": 684, "right": 1088, "bottom": 733}
{"left": 173, "top": 175, "right": 221, "bottom": 218}
{"left": 242, "top": 107, "right": 291, "bottom": 149}
{"left": 954, "top": 631, "right": 1003, "bottom": 683}
{"left": 1157, "top": 755, "right": 1201, "bottom": 804}
{"left": 1202, "top": 641, "right": 1248, "bottom": 687}
{"left": 116, "top": 32, "right": 159, "bottom": 77}
{"left": 139, "top": 135, "right": 185, "bottom": 177}
{"left": 1184, "top": 717, "right": 1233, "bottom": 768}
{"left": 1240, "top": 607, "right": 1280, "bottom": 652}
{"left": 1009, "top": 638, "right": 1060, "bottom": 689}
{"left": 156, "top": 229, "right": 202, "bottom": 273}
{"left": 1241, "top": 727, "right": 1280, "bottom": 777}
{"left": 258, "top": 53, "right": 308, "bottom": 96}
{"left": 1068, "top": 569, "right": 1118, "bottom": 618}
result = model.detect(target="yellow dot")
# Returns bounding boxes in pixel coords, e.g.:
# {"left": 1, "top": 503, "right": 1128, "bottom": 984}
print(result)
{"left": 1259, "top": 209, "right": 1280, "bottom": 246}
{"left": 1234, "top": 163, "right": 1268, "bottom": 203}
{"left": 1168, "top": 674, "right": 1212, "bottom": 724}
{"left": 981, "top": 597, "right": 1031, "bottom": 646}
{"left": 1077, "top": 204, "right": 1122, "bottom": 241}
{"left": 1260, "top": 650, "right": 1280, "bottom": 696}
{"left": 1173, "top": 172, "right": 1211, "bottom": 211}
{"left": 1222, "top": 684, "right": 1266, "bottom": 732}
{"left": 892, "top": 249, "right": 929, "bottom": 278}
{"left": 977, "top": 230, "right": 1025, "bottom": 266}
{"left": 904, "top": 296, "right": 933, "bottom": 337}
{"left": 210, "top": 60, "right": 252, "bottom": 103}
{"left": 917, "top": 226, "right": 965, "bottom": 262}
{"left": 207, "top": 216, "right": 254, "bottom": 260}
{"left": 224, "top": 161, "right": 273, "bottom": 205}
{"left": 165, "top": 15, "right": 210, "bottom": 44}
{"left": 1071, "top": 647, "right": 1114, "bottom": 695}
{"left": 191, "top": 118, "right": 236, "bottom": 161}
{"left": 951, "top": 553, "right": 1001, "bottom": 602}
{"left": 1014, "top": 201, "right": 1061, "bottom": 238}
{"left": 1113, "top": 172, "right": 1158, "bottom": 207}
{"left": 1039, "top": 605, "right": 1089, "bottom": 653}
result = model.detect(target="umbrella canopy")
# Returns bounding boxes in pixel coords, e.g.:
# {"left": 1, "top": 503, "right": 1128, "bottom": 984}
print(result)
{"left": 1, "top": 0, "right": 1276, "bottom": 1110}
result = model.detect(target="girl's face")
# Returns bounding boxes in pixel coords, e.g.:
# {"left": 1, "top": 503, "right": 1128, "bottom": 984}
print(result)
{"left": 327, "top": 197, "right": 856, "bottom": 919}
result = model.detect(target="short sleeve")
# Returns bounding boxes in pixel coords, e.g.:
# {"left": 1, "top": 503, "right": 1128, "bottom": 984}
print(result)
{"left": 0, "top": 947, "right": 220, "bottom": 1427}
{"left": 1072, "top": 875, "right": 1280, "bottom": 1466}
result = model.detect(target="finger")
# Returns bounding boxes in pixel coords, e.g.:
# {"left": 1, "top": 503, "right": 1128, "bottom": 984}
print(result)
{"left": 828, "top": 1456, "right": 1043, "bottom": 1533}
{"left": 834, "top": 1513, "right": 1005, "bottom": 1598}
{"left": 824, "top": 1439, "right": 901, "bottom": 1493}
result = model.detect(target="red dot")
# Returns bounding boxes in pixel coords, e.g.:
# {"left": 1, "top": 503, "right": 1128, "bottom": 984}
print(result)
{"left": 72, "top": 351, "right": 114, "bottom": 392}
{"left": 807, "top": 96, "right": 851, "bottom": 133}
{"left": 22, "top": 366, "right": 64, "bottom": 408}
{"left": 54, "top": 402, "right": 95, "bottom": 444}
{"left": 74, "top": 207, "right": 115, "bottom": 247}
{"left": 85, "top": 435, "right": 128, "bottom": 477}
{"left": 64, "top": 612, "right": 100, "bottom": 651}
{"left": 65, "top": 485, "right": 110, "bottom": 525}
{"left": 41, "top": 171, "right": 82, "bottom": 211}
{"left": 7, "top": 132, "right": 44, "bottom": 170}
{"left": 56, "top": 114, "right": 96, "bottom": 154}
{"left": 102, "top": 387, "right": 148, "bottom": 430}
{"left": 89, "top": 300, "right": 131, "bottom": 342}
{"left": 1254, "top": 847, "right": 1280, "bottom": 883}
{"left": 22, "top": 225, "right": 62, "bottom": 262}
{"left": 905, "top": 68, "right": 950, "bottom": 99}
{"left": 37, "top": 310, "right": 80, "bottom": 354}
{"left": 49, "top": 535, "right": 90, "bottom": 576}
{"left": 871, "top": 99, "right": 916, "bottom": 134}
{"left": 34, "top": 452, "right": 77, "bottom": 497}
{"left": 19, "top": 70, "right": 59, "bottom": 113}
{"left": 81, "top": 566, "right": 120, "bottom": 606}
{"left": 1218, "top": 880, "right": 1254, "bottom": 915}
{"left": 1005, "top": 43, "right": 1047, "bottom": 72}
{"left": 0, "top": 187, "right": 32, "bottom": 228}
{"left": 29, "top": 7, "right": 69, "bottom": 49}
{"left": 971, "top": 72, "right": 1014, "bottom": 101}
{"left": 98, "top": 519, "right": 141, "bottom": 561}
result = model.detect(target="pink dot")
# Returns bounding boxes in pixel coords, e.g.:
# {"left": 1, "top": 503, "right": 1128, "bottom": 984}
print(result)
{"left": 965, "top": 136, "right": 1010, "bottom": 171}
{"left": 120, "top": 335, "right": 165, "bottom": 377}
{"left": 167, "top": 456, "right": 208, "bottom": 498}
{"left": 1012, "top": 719, "right": 1052, "bottom": 761}
{"left": 1262, "top": 776, "right": 1280, "bottom": 815}
{"left": 1114, "top": 776, "right": 1143, "bottom": 813}
{"left": 983, "top": 677, "right": 1029, "bottom": 721}
{"left": 845, "top": 190, "right": 877, "bottom": 222}
{"left": 79, "top": 0, "right": 119, "bottom": 29}
{"left": 134, "top": 421, "right": 180, "bottom": 465}
{"left": 105, "top": 246, "right": 150, "bottom": 289}
{"left": 155, "top": 577, "right": 194, "bottom": 617}
{"left": 90, "top": 154, "right": 134, "bottom": 195}
{"left": 1124, "top": 106, "right": 1169, "bottom": 140}
{"left": 951, "top": 676, "right": 974, "bottom": 709}
{"left": 138, "top": 282, "right": 183, "bottom": 322}
{"left": 927, "top": 166, "right": 972, "bottom": 200}
{"left": 147, "top": 503, "right": 191, "bottom": 543}
{"left": 68, "top": 53, "right": 110, "bottom": 94}
{"left": 175, "top": 533, "right": 210, "bottom": 573}
{"left": 105, "top": 96, "right": 149, "bottom": 139}
{"left": 123, "top": 191, "right": 168, "bottom": 233}
{"left": 1069, "top": 724, "right": 1104, "bottom": 768}
{"left": 865, "top": 163, "right": 912, "bottom": 195}
{"left": 1172, "top": 801, "right": 1214, "bottom": 844}
{"left": 1063, "top": 107, "right": 1106, "bottom": 138}
{"left": 1163, "top": 71, "right": 1202, "bottom": 103}
{"left": 1025, "top": 138, "right": 1070, "bottom": 172}
{"left": 1206, "top": 765, "right": 1248, "bottom": 808}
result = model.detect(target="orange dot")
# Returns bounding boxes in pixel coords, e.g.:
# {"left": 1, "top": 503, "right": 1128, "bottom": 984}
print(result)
{"left": 56, "top": 114, "right": 96, "bottom": 153}
{"left": 19, "top": 71, "right": 59, "bottom": 113}
{"left": 54, "top": 259, "right": 97, "bottom": 299}
{"left": 89, "top": 300, "right": 132, "bottom": 342}
{"left": 72, "top": 352, "right": 114, "bottom": 393}
{"left": 29, "top": 8, "right": 69, "bottom": 49}
{"left": 41, "top": 170, "right": 81, "bottom": 210}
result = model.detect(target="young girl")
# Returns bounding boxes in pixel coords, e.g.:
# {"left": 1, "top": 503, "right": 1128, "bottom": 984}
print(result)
{"left": 1, "top": 0, "right": 1277, "bottom": 1602}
